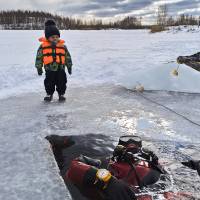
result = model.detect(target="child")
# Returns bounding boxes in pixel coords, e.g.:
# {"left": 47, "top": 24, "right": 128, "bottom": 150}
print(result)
{"left": 35, "top": 19, "right": 72, "bottom": 102}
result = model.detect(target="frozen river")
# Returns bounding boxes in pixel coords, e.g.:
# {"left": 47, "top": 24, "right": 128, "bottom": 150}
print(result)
{"left": 0, "top": 30, "right": 200, "bottom": 199}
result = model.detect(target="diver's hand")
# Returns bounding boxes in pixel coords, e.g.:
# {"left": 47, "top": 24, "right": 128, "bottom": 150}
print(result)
{"left": 151, "top": 153, "right": 159, "bottom": 165}
{"left": 104, "top": 177, "right": 136, "bottom": 200}
{"left": 141, "top": 148, "right": 159, "bottom": 165}
{"left": 182, "top": 160, "right": 200, "bottom": 176}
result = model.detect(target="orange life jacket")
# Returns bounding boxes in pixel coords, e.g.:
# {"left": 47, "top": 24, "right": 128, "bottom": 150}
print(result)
{"left": 39, "top": 37, "right": 66, "bottom": 65}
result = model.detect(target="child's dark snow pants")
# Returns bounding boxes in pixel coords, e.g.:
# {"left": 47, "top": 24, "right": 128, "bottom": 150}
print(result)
{"left": 44, "top": 69, "right": 67, "bottom": 96}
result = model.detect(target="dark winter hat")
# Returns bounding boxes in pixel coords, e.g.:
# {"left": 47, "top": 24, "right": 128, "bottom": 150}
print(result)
{"left": 44, "top": 19, "right": 60, "bottom": 39}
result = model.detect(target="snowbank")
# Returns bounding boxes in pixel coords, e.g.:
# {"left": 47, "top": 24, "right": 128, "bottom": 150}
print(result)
{"left": 167, "top": 25, "right": 200, "bottom": 34}
{"left": 122, "top": 62, "right": 200, "bottom": 93}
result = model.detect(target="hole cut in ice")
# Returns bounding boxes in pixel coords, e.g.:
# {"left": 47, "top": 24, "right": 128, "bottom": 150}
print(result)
{"left": 46, "top": 134, "right": 116, "bottom": 200}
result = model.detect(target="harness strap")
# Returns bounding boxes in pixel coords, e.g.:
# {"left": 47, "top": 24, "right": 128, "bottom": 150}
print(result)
{"left": 129, "top": 161, "right": 144, "bottom": 189}
{"left": 43, "top": 53, "right": 65, "bottom": 56}
{"left": 52, "top": 46, "right": 56, "bottom": 63}
{"left": 123, "top": 159, "right": 143, "bottom": 189}
{"left": 42, "top": 46, "right": 65, "bottom": 50}
{"left": 59, "top": 54, "right": 62, "bottom": 64}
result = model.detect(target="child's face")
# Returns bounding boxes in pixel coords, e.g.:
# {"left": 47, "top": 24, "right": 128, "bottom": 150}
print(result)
{"left": 48, "top": 35, "right": 60, "bottom": 44}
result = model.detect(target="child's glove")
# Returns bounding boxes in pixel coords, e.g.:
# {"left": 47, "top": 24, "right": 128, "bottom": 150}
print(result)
{"left": 68, "top": 66, "right": 72, "bottom": 75}
{"left": 37, "top": 68, "right": 43, "bottom": 76}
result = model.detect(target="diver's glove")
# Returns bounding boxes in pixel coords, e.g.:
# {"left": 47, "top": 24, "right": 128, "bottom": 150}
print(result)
{"left": 182, "top": 160, "right": 200, "bottom": 176}
{"left": 150, "top": 153, "right": 159, "bottom": 165}
{"left": 104, "top": 177, "right": 136, "bottom": 200}
{"left": 45, "top": 135, "right": 75, "bottom": 149}
{"left": 142, "top": 148, "right": 159, "bottom": 165}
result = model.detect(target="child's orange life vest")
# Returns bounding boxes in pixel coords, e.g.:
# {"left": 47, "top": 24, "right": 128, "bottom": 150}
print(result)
{"left": 39, "top": 37, "right": 66, "bottom": 65}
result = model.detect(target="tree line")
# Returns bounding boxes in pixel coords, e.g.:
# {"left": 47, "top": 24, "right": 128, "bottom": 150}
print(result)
{"left": 0, "top": 9, "right": 199, "bottom": 30}
{"left": 150, "top": 4, "right": 200, "bottom": 33}
{"left": 156, "top": 5, "right": 199, "bottom": 27}
{"left": 0, "top": 10, "right": 143, "bottom": 30}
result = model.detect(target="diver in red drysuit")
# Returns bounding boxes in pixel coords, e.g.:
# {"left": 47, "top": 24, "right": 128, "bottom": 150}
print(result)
{"left": 46, "top": 135, "right": 165, "bottom": 200}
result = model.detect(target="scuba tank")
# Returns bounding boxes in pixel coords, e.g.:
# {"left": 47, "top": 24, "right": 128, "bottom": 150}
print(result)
{"left": 109, "top": 135, "right": 162, "bottom": 188}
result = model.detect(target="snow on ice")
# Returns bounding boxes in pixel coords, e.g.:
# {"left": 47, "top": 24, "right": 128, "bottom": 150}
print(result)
{"left": 0, "top": 29, "right": 200, "bottom": 199}
{"left": 1, "top": 29, "right": 200, "bottom": 99}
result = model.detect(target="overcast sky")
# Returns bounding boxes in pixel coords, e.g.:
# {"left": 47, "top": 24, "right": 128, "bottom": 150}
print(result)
{"left": 0, "top": 0, "right": 200, "bottom": 24}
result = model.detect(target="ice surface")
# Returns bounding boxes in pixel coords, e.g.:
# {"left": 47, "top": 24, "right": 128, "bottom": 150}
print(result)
{"left": 0, "top": 30, "right": 200, "bottom": 199}
{"left": 0, "top": 86, "right": 200, "bottom": 199}
{"left": 0, "top": 94, "right": 72, "bottom": 200}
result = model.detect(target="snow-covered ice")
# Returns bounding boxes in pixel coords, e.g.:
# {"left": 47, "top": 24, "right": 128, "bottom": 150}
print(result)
{"left": 1, "top": 29, "right": 200, "bottom": 98}
{"left": 0, "top": 29, "right": 200, "bottom": 199}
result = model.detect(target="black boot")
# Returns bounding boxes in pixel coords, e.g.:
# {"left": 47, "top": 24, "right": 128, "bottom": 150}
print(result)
{"left": 59, "top": 95, "right": 66, "bottom": 102}
{"left": 44, "top": 94, "right": 53, "bottom": 102}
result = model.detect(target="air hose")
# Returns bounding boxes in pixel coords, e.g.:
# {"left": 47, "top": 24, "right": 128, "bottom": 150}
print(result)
{"left": 130, "top": 88, "right": 200, "bottom": 128}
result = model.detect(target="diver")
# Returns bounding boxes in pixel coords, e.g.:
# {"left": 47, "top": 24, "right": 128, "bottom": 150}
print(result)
{"left": 46, "top": 135, "right": 165, "bottom": 200}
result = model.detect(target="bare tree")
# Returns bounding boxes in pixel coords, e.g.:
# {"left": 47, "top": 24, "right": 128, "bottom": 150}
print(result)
{"left": 157, "top": 4, "right": 168, "bottom": 27}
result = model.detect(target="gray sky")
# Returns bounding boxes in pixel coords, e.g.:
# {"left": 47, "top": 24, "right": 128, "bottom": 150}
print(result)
{"left": 0, "top": 0, "right": 199, "bottom": 24}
